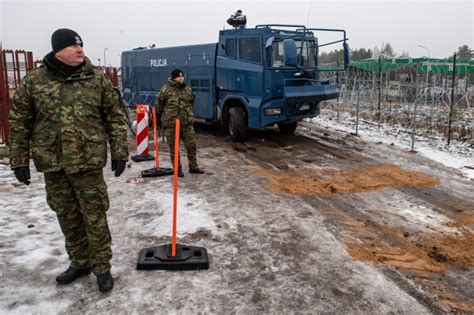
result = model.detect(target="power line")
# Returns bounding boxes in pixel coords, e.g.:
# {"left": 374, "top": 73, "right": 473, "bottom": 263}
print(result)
{"left": 306, "top": 0, "right": 313, "bottom": 26}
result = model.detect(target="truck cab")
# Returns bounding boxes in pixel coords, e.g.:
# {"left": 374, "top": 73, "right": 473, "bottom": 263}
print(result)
{"left": 215, "top": 25, "right": 348, "bottom": 140}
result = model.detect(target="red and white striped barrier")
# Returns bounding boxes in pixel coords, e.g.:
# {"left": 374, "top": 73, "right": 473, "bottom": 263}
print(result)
{"left": 136, "top": 105, "right": 149, "bottom": 155}
{"left": 131, "top": 104, "right": 154, "bottom": 162}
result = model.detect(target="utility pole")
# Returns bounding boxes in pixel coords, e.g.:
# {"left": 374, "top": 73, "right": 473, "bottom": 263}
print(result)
{"left": 103, "top": 48, "right": 108, "bottom": 68}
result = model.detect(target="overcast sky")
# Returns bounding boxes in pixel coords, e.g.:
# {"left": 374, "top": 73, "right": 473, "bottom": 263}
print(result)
{"left": 1, "top": 0, "right": 472, "bottom": 66}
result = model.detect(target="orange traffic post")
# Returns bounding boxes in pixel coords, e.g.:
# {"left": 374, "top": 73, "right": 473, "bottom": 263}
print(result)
{"left": 136, "top": 120, "right": 209, "bottom": 270}
{"left": 152, "top": 107, "right": 160, "bottom": 170}
{"left": 172, "top": 119, "right": 180, "bottom": 256}
{"left": 140, "top": 107, "right": 174, "bottom": 178}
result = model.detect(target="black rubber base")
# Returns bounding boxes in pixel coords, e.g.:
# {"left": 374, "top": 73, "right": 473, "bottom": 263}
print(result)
{"left": 141, "top": 167, "right": 174, "bottom": 177}
{"left": 136, "top": 244, "right": 209, "bottom": 270}
{"left": 131, "top": 154, "right": 155, "bottom": 162}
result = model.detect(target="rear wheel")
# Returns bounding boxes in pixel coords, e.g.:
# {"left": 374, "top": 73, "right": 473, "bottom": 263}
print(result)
{"left": 228, "top": 107, "right": 246, "bottom": 142}
{"left": 278, "top": 121, "right": 298, "bottom": 135}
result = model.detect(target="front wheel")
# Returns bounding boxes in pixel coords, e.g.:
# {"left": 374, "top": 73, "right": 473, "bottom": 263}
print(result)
{"left": 277, "top": 121, "right": 298, "bottom": 135}
{"left": 228, "top": 107, "right": 246, "bottom": 142}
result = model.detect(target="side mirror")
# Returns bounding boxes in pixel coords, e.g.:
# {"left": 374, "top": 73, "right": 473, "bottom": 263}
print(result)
{"left": 343, "top": 42, "right": 350, "bottom": 69}
{"left": 265, "top": 37, "right": 274, "bottom": 48}
{"left": 283, "top": 38, "right": 297, "bottom": 67}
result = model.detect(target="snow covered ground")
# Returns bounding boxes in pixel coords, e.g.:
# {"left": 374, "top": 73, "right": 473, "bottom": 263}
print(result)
{"left": 309, "top": 110, "right": 473, "bottom": 180}
{"left": 0, "top": 113, "right": 472, "bottom": 314}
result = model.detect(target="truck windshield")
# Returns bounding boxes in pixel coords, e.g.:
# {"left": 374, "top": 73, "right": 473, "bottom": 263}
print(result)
{"left": 271, "top": 39, "right": 316, "bottom": 68}
{"left": 295, "top": 40, "right": 316, "bottom": 67}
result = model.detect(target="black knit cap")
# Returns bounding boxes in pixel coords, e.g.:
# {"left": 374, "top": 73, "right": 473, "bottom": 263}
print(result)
{"left": 171, "top": 69, "right": 184, "bottom": 79}
{"left": 51, "top": 28, "right": 83, "bottom": 53}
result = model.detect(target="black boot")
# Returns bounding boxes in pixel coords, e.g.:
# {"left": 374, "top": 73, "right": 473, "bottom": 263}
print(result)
{"left": 56, "top": 266, "right": 91, "bottom": 284}
{"left": 97, "top": 272, "right": 114, "bottom": 292}
{"left": 189, "top": 167, "right": 204, "bottom": 174}
{"left": 178, "top": 168, "right": 184, "bottom": 177}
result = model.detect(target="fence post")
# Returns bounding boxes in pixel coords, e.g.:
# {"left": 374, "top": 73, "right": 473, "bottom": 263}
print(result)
{"left": 336, "top": 60, "right": 340, "bottom": 121}
{"left": 378, "top": 56, "right": 382, "bottom": 130}
{"left": 0, "top": 43, "right": 10, "bottom": 145}
{"left": 355, "top": 80, "right": 361, "bottom": 135}
{"left": 447, "top": 53, "right": 457, "bottom": 146}
{"left": 410, "top": 66, "right": 420, "bottom": 152}
{"left": 26, "top": 52, "right": 34, "bottom": 72}
{"left": 410, "top": 100, "right": 419, "bottom": 152}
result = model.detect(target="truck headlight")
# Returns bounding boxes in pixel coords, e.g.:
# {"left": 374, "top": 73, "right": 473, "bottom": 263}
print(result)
{"left": 264, "top": 108, "right": 282, "bottom": 116}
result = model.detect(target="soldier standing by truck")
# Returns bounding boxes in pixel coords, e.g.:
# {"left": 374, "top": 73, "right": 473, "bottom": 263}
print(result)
{"left": 8, "top": 28, "right": 129, "bottom": 293}
{"left": 155, "top": 69, "right": 204, "bottom": 177}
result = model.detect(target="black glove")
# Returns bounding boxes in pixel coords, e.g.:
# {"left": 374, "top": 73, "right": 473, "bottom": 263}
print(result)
{"left": 111, "top": 160, "right": 126, "bottom": 177}
{"left": 13, "top": 166, "right": 31, "bottom": 185}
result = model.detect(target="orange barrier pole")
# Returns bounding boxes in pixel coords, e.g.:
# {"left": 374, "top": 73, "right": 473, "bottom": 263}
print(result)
{"left": 172, "top": 119, "right": 180, "bottom": 256}
{"left": 152, "top": 107, "right": 160, "bottom": 170}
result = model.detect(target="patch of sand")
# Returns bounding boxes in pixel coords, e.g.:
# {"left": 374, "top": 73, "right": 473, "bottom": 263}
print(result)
{"left": 250, "top": 164, "right": 439, "bottom": 197}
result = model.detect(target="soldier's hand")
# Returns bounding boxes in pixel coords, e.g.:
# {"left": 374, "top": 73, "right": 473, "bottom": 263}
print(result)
{"left": 13, "top": 166, "right": 31, "bottom": 185}
{"left": 111, "top": 160, "right": 126, "bottom": 177}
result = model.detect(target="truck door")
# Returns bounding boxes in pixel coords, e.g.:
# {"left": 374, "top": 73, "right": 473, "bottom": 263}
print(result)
{"left": 189, "top": 76, "right": 214, "bottom": 119}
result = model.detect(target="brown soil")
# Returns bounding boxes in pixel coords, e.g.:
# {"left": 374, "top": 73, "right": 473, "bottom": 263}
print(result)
{"left": 249, "top": 162, "right": 474, "bottom": 313}
{"left": 438, "top": 299, "right": 474, "bottom": 313}
{"left": 249, "top": 163, "right": 474, "bottom": 272}
{"left": 346, "top": 221, "right": 474, "bottom": 273}
{"left": 340, "top": 209, "right": 474, "bottom": 313}
{"left": 249, "top": 164, "right": 439, "bottom": 197}
{"left": 343, "top": 211, "right": 474, "bottom": 313}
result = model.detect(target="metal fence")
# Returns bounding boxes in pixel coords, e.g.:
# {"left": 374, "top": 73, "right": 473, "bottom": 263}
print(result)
{"left": 1, "top": 47, "right": 35, "bottom": 145}
{"left": 320, "top": 57, "right": 473, "bottom": 149}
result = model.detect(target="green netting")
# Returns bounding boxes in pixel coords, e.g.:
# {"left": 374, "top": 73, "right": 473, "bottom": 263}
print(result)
{"left": 350, "top": 57, "right": 474, "bottom": 74}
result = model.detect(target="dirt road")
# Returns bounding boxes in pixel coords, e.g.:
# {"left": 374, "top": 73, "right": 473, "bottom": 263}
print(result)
{"left": 237, "top": 124, "right": 471, "bottom": 311}
{"left": 1, "top": 122, "right": 472, "bottom": 313}
{"left": 116, "top": 123, "right": 472, "bottom": 313}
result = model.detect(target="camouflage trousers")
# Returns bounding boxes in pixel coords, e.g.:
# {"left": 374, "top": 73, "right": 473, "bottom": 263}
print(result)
{"left": 164, "top": 123, "right": 198, "bottom": 170}
{"left": 44, "top": 169, "right": 112, "bottom": 275}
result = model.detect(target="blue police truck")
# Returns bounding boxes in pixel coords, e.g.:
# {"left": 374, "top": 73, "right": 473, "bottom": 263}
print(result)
{"left": 121, "top": 24, "right": 349, "bottom": 141}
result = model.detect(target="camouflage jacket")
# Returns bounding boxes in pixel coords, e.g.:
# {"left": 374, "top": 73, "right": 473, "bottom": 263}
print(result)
{"left": 155, "top": 79, "right": 194, "bottom": 126}
{"left": 9, "top": 56, "right": 129, "bottom": 174}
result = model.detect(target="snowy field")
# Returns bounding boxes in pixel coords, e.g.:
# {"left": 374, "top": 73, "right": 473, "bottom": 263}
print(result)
{"left": 310, "top": 110, "right": 473, "bottom": 180}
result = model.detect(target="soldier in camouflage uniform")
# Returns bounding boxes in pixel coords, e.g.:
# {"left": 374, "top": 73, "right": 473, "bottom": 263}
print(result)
{"left": 8, "top": 28, "right": 128, "bottom": 293}
{"left": 155, "top": 69, "right": 204, "bottom": 177}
